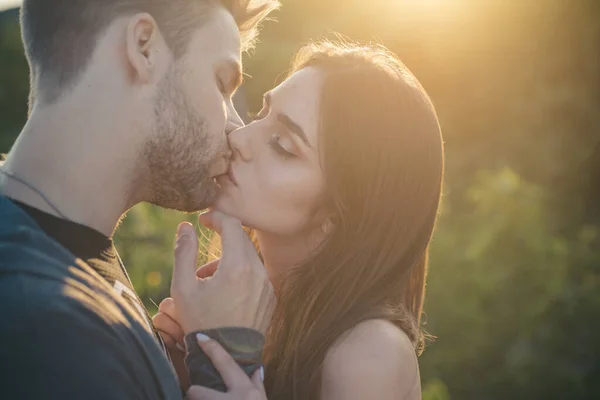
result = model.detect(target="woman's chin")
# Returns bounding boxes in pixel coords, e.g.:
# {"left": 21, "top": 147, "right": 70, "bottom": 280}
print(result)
{"left": 214, "top": 196, "right": 244, "bottom": 220}
{"left": 213, "top": 198, "right": 230, "bottom": 214}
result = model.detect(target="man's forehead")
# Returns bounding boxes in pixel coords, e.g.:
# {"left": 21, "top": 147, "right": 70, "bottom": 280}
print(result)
{"left": 189, "top": 7, "right": 241, "bottom": 63}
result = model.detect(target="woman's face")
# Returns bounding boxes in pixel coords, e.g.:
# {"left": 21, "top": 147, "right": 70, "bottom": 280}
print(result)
{"left": 215, "top": 67, "right": 327, "bottom": 236}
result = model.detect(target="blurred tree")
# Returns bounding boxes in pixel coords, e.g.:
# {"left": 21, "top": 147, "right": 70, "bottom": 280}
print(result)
{"left": 0, "top": 8, "right": 28, "bottom": 153}
{"left": 422, "top": 379, "right": 451, "bottom": 400}
{"left": 424, "top": 168, "right": 599, "bottom": 399}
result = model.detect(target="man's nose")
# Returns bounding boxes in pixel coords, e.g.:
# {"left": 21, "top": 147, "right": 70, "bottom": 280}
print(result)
{"left": 225, "top": 102, "right": 245, "bottom": 135}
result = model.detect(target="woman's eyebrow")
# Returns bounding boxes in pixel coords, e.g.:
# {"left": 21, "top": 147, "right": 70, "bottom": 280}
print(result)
{"left": 264, "top": 91, "right": 312, "bottom": 149}
{"left": 277, "top": 113, "right": 311, "bottom": 149}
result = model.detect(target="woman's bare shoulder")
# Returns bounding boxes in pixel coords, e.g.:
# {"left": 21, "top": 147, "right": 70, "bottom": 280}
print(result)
{"left": 321, "top": 319, "right": 421, "bottom": 400}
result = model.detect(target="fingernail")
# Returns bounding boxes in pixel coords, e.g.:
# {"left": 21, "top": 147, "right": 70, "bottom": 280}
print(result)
{"left": 260, "top": 366, "right": 264, "bottom": 382}
{"left": 177, "top": 223, "right": 191, "bottom": 238}
{"left": 196, "top": 333, "right": 210, "bottom": 342}
{"left": 176, "top": 342, "right": 185, "bottom": 352}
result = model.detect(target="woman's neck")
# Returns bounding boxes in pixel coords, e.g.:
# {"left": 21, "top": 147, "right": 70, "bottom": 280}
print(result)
{"left": 256, "top": 228, "right": 326, "bottom": 292}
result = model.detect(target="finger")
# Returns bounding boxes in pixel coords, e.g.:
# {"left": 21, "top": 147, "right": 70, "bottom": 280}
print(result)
{"left": 158, "top": 297, "right": 178, "bottom": 319}
{"left": 198, "top": 210, "right": 242, "bottom": 237}
{"left": 216, "top": 216, "right": 260, "bottom": 266}
{"left": 199, "top": 212, "right": 245, "bottom": 262}
{"left": 199, "top": 212, "right": 263, "bottom": 277}
{"left": 153, "top": 312, "right": 184, "bottom": 343}
{"left": 153, "top": 312, "right": 185, "bottom": 343}
{"left": 196, "top": 259, "right": 220, "bottom": 279}
{"left": 198, "top": 210, "right": 218, "bottom": 232}
{"left": 155, "top": 326, "right": 177, "bottom": 348}
{"left": 251, "top": 367, "right": 266, "bottom": 395}
{"left": 196, "top": 334, "right": 252, "bottom": 390}
{"left": 160, "top": 331, "right": 185, "bottom": 353}
{"left": 172, "top": 222, "right": 199, "bottom": 293}
{"left": 185, "top": 385, "right": 222, "bottom": 399}
{"left": 156, "top": 305, "right": 185, "bottom": 349}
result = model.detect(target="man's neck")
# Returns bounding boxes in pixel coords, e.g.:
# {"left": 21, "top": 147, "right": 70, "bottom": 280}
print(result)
{"left": 0, "top": 103, "right": 142, "bottom": 237}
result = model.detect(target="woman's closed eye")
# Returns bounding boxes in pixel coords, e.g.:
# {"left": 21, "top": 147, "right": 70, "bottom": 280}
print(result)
{"left": 268, "top": 132, "right": 297, "bottom": 160}
{"left": 247, "top": 107, "right": 299, "bottom": 159}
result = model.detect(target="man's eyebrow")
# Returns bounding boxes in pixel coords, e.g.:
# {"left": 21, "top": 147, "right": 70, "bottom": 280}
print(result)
{"left": 263, "top": 91, "right": 311, "bottom": 148}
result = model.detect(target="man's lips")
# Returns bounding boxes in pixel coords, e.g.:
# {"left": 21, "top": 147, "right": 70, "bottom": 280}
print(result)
{"left": 214, "top": 165, "right": 238, "bottom": 187}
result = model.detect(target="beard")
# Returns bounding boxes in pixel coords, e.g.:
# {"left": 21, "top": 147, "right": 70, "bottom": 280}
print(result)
{"left": 141, "top": 67, "right": 223, "bottom": 212}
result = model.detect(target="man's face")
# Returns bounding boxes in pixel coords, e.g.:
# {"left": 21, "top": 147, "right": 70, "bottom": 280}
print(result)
{"left": 143, "top": 7, "right": 243, "bottom": 212}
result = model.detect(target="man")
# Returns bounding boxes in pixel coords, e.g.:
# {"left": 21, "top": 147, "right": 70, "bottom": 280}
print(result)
{"left": 0, "top": 0, "right": 278, "bottom": 398}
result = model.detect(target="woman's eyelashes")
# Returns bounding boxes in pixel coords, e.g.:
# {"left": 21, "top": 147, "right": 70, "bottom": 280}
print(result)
{"left": 247, "top": 109, "right": 297, "bottom": 160}
{"left": 268, "top": 133, "right": 296, "bottom": 159}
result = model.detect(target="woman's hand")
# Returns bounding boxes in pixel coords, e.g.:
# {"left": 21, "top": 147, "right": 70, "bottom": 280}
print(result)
{"left": 171, "top": 210, "right": 276, "bottom": 335}
{"left": 185, "top": 334, "right": 267, "bottom": 400}
{"left": 152, "top": 297, "right": 190, "bottom": 390}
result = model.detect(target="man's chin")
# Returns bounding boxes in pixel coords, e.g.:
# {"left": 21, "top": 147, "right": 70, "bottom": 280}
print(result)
{"left": 185, "top": 182, "right": 221, "bottom": 213}
{"left": 149, "top": 180, "right": 221, "bottom": 213}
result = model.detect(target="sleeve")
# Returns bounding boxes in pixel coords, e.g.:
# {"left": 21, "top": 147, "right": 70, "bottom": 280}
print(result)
{"left": 184, "top": 327, "right": 265, "bottom": 392}
{"left": 0, "top": 292, "right": 152, "bottom": 400}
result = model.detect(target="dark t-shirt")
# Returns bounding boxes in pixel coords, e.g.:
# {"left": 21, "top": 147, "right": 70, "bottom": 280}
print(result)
{"left": 0, "top": 195, "right": 183, "bottom": 399}
{"left": 11, "top": 200, "right": 166, "bottom": 350}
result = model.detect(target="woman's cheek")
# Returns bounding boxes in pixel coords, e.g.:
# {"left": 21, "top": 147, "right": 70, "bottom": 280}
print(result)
{"left": 277, "top": 170, "right": 324, "bottom": 211}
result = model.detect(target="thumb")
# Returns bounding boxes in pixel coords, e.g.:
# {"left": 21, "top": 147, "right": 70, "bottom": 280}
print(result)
{"left": 252, "top": 367, "right": 267, "bottom": 396}
{"left": 172, "top": 222, "right": 199, "bottom": 294}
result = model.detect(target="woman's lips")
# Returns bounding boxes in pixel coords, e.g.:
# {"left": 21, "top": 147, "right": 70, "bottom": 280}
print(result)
{"left": 227, "top": 166, "right": 238, "bottom": 186}
{"left": 216, "top": 166, "right": 238, "bottom": 187}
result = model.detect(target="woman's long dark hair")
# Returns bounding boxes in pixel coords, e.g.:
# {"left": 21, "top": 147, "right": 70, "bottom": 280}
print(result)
{"left": 261, "top": 41, "right": 445, "bottom": 399}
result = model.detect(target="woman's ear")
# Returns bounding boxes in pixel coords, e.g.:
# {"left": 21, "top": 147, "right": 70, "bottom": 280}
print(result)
{"left": 125, "top": 13, "right": 171, "bottom": 84}
{"left": 315, "top": 194, "right": 339, "bottom": 236}
{"left": 320, "top": 217, "right": 334, "bottom": 236}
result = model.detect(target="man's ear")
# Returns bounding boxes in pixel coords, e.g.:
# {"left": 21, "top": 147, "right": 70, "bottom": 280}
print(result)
{"left": 125, "top": 13, "right": 170, "bottom": 84}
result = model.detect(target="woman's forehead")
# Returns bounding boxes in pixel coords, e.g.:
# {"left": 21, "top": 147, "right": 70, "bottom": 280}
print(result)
{"left": 269, "top": 68, "right": 324, "bottom": 149}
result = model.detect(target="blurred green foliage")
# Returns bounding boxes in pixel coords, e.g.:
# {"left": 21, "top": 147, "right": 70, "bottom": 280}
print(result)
{"left": 1, "top": 1, "right": 599, "bottom": 398}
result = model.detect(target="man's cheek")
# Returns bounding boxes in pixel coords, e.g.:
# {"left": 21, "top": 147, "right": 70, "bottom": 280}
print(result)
{"left": 209, "top": 97, "right": 227, "bottom": 133}
{"left": 199, "top": 95, "right": 227, "bottom": 136}
{"left": 193, "top": 83, "right": 224, "bottom": 119}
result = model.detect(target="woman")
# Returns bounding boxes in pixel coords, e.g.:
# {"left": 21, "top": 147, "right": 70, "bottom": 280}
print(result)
{"left": 156, "top": 39, "right": 444, "bottom": 399}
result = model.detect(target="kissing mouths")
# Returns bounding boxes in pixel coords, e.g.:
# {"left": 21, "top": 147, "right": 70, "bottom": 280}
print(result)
{"left": 226, "top": 165, "right": 238, "bottom": 186}
{"left": 214, "top": 164, "right": 238, "bottom": 188}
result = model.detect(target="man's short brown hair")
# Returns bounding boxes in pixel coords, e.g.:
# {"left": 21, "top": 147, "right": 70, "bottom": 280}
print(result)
{"left": 21, "top": 0, "right": 279, "bottom": 103}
